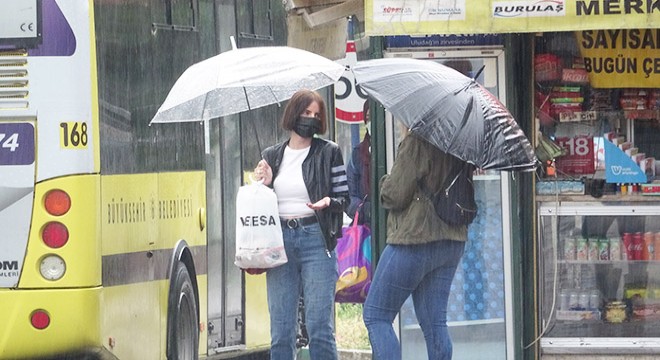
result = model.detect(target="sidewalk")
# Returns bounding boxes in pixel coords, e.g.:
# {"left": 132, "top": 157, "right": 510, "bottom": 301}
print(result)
{"left": 297, "top": 348, "right": 372, "bottom": 359}
{"left": 339, "top": 349, "right": 372, "bottom": 360}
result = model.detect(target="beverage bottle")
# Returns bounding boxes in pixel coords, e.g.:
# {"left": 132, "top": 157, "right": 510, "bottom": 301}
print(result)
{"left": 588, "top": 238, "right": 599, "bottom": 262}
{"left": 568, "top": 291, "right": 579, "bottom": 310}
{"left": 578, "top": 291, "right": 590, "bottom": 310}
{"left": 598, "top": 238, "right": 609, "bottom": 261}
{"left": 633, "top": 232, "right": 643, "bottom": 260}
{"left": 576, "top": 237, "right": 588, "bottom": 261}
{"left": 654, "top": 232, "right": 660, "bottom": 261}
{"left": 589, "top": 290, "right": 601, "bottom": 310}
{"left": 564, "top": 236, "right": 576, "bottom": 261}
{"left": 622, "top": 233, "right": 634, "bottom": 260}
{"left": 559, "top": 289, "right": 570, "bottom": 310}
{"left": 609, "top": 237, "right": 621, "bottom": 261}
{"left": 643, "top": 232, "right": 653, "bottom": 260}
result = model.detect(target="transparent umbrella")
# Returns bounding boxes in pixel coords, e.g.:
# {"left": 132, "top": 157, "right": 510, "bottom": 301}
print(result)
{"left": 150, "top": 45, "right": 345, "bottom": 124}
{"left": 351, "top": 57, "right": 538, "bottom": 171}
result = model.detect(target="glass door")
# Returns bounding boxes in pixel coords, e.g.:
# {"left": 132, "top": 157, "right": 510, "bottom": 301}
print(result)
{"left": 383, "top": 49, "right": 514, "bottom": 360}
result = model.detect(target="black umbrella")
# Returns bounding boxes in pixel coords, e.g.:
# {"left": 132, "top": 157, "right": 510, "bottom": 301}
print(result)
{"left": 351, "top": 58, "right": 538, "bottom": 171}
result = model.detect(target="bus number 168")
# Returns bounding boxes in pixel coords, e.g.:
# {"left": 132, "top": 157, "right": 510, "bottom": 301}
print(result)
{"left": 59, "top": 122, "right": 88, "bottom": 148}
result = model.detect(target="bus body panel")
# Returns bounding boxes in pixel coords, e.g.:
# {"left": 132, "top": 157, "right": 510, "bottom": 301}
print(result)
{"left": 102, "top": 281, "right": 162, "bottom": 359}
{"left": 100, "top": 173, "right": 158, "bottom": 255}
{"left": 19, "top": 175, "right": 102, "bottom": 288}
{"left": 28, "top": 0, "right": 99, "bottom": 181}
{"left": 0, "top": 117, "right": 35, "bottom": 287}
{"left": 155, "top": 171, "right": 207, "bottom": 250}
{"left": 245, "top": 274, "right": 271, "bottom": 349}
{"left": 0, "top": 287, "right": 101, "bottom": 359}
{"left": 100, "top": 171, "right": 207, "bottom": 358}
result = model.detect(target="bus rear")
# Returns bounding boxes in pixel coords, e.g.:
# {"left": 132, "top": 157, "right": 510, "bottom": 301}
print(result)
{"left": 0, "top": 1, "right": 104, "bottom": 358}
{"left": 1, "top": 1, "right": 274, "bottom": 359}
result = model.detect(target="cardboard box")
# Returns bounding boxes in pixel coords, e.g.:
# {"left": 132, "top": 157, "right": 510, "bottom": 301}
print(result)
{"left": 611, "top": 137, "right": 626, "bottom": 146}
{"left": 604, "top": 131, "right": 617, "bottom": 142}
{"left": 625, "top": 147, "right": 639, "bottom": 156}
{"left": 632, "top": 152, "right": 645, "bottom": 164}
{"left": 641, "top": 181, "right": 660, "bottom": 195}
{"left": 640, "top": 157, "right": 656, "bottom": 176}
{"left": 618, "top": 141, "right": 633, "bottom": 152}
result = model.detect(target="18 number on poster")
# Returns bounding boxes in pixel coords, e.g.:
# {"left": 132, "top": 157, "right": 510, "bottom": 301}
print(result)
{"left": 555, "top": 136, "right": 595, "bottom": 175}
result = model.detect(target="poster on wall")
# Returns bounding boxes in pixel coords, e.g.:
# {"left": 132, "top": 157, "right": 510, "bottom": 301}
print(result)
{"left": 555, "top": 135, "right": 595, "bottom": 175}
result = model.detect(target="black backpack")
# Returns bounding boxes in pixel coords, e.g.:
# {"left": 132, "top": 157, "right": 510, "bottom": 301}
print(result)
{"left": 418, "top": 163, "right": 477, "bottom": 226}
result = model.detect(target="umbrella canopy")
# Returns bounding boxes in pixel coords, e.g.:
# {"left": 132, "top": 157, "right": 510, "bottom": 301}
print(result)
{"left": 351, "top": 58, "right": 538, "bottom": 171}
{"left": 150, "top": 46, "right": 345, "bottom": 124}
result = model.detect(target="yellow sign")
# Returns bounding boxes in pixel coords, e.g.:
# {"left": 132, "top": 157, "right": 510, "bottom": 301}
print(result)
{"left": 366, "top": 0, "right": 660, "bottom": 36}
{"left": 576, "top": 29, "right": 660, "bottom": 88}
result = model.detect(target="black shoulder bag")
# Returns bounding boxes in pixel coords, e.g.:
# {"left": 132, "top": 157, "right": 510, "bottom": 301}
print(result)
{"left": 418, "top": 163, "right": 478, "bottom": 226}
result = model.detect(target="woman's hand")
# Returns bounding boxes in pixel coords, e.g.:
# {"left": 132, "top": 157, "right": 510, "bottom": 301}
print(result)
{"left": 307, "top": 196, "right": 331, "bottom": 210}
{"left": 254, "top": 159, "right": 273, "bottom": 186}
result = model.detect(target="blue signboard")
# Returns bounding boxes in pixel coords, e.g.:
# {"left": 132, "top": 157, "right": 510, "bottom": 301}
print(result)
{"left": 0, "top": 123, "right": 35, "bottom": 166}
{"left": 386, "top": 34, "right": 504, "bottom": 48}
{"left": 604, "top": 140, "right": 647, "bottom": 184}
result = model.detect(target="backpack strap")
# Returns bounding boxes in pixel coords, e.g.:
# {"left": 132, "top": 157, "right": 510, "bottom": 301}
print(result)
{"left": 417, "top": 160, "right": 466, "bottom": 198}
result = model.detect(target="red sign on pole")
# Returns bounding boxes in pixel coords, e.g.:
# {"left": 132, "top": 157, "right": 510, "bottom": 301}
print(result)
{"left": 334, "top": 40, "right": 368, "bottom": 123}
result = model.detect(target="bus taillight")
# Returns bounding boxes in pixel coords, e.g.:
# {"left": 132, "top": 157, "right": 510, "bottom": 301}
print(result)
{"left": 30, "top": 310, "right": 51, "bottom": 330}
{"left": 39, "top": 255, "right": 66, "bottom": 281}
{"left": 42, "top": 222, "right": 69, "bottom": 248}
{"left": 44, "top": 189, "right": 71, "bottom": 216}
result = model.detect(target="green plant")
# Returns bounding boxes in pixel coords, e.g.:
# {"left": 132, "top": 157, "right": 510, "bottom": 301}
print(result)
{"left": 336, "top": 303, "right": 371, "bottom": 350}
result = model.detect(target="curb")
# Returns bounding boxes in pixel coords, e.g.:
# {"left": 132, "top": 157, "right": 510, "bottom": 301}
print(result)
{"left": 339, "top": 349, "right": 372, "bottom": 360}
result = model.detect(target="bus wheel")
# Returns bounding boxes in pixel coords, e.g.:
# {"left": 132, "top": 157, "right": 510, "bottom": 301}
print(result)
{"left": 168, "top": 262, "right": 199, "bottom": 360}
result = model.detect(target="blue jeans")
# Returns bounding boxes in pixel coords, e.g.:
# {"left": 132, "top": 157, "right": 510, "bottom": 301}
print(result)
{"left": 363, "top": 240, "right": 465, "bottom": 360}
{"left": 267, "top": 222, "right": 339, "bottom": 360}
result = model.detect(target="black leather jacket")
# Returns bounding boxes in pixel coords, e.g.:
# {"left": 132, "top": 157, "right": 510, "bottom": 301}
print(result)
{"left": 262, "top": 137, "right": 349, "bottom": 251}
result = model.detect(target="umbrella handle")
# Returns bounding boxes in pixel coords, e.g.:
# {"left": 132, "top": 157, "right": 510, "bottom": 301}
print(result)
{"left": 473, "top": 65, "right": 485, "bottom": 81}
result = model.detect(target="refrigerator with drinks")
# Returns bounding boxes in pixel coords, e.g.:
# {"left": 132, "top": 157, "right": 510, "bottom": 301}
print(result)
{"left": 538, "top": 202, "right": 660, "bottom": 353}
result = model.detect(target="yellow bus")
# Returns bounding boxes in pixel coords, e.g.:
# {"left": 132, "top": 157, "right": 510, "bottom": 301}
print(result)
{"left": 0, "top": 1, "right": 285, "bottom": 359}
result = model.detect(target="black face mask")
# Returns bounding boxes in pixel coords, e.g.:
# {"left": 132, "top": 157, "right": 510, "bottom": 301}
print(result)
{"left": 293, "top": 116, "right": 321, "bottom": 138}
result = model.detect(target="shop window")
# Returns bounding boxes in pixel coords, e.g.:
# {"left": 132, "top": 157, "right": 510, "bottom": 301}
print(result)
{"left": 169, "top": 0, "right": 196, "bottom": 27}
{"left": 534, "top": 31, "right": 659, "bottom": 188}
{"left": 236, "top": 0, "right": 273, "bottom": 40}
{"left": 535, "top": 30, "right": 660, "bottom": 353}
{"left": 153, "top": 0, "right": 198, "bottom": 31}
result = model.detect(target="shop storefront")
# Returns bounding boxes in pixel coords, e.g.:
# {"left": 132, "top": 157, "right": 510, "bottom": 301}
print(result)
{"left": 364, "top": 1, "right": 660, "bottom": 359}
{"left": 534, "top": 29, "right": 660, "bottom": 358}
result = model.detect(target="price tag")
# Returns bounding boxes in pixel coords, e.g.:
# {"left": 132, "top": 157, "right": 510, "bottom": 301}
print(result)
{"left": 555, "top": 136, "right": 595, "bottom": 175}
{"left": 559, "top": 111, "right": 597, "bottom": 122}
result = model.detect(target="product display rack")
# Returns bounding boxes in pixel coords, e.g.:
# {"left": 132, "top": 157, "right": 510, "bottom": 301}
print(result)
{"left": 538, "top": 201, "right": 660, "bottom": 354}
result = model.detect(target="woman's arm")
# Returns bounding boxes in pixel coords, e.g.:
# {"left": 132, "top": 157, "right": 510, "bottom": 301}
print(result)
{"left": 328, "top": 145, "right": 350, "bottom": 212}
{"left": 380, "top": 135, "right": 427, "bottom": 211}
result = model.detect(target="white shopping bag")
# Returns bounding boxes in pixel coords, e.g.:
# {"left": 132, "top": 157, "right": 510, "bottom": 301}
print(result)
{"left": 234, "top": 181, "right": 287, "bottom": 269}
